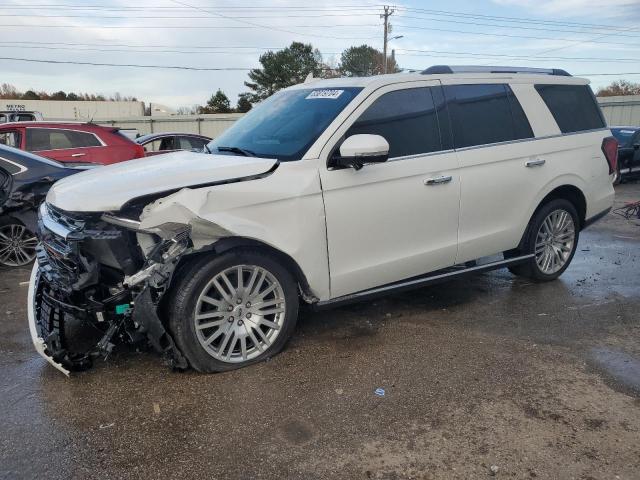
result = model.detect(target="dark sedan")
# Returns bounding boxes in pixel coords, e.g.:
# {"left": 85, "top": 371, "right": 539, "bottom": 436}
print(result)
{"left": 0, "top": 145, "right": 93, "bottom": 267}
{"left": 611, "top": 126, "right": 640, "bottom": 184}
{"left": 135, "top": 132, "right": 212, "bottom": 156}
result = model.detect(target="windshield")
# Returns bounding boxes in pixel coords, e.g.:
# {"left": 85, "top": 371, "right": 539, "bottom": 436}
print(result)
{"left": 207, "top": 87, "right": 363, "bottom": 161}
{"left": 611, "top": 128, "right": 638, "bottom": 147}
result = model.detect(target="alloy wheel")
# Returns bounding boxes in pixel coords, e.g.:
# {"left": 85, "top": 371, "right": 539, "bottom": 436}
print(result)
{"left": 194, "top": 265, "right": 286, "bottom": 363}
{"left": 0, "top": 224, "right": 38, "bottom": 267}
{"left": 535, "top": 209, "right": 576, "bottom": 275}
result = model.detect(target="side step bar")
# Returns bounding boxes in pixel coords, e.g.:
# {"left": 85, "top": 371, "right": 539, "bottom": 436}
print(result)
{"left": 314, "top": 254, "right": 534, "bottom": 310}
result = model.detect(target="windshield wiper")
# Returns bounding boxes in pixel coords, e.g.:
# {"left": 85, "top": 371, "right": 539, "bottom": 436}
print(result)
{"left": 216, "top": 146, "right": 257, "bottom": 157}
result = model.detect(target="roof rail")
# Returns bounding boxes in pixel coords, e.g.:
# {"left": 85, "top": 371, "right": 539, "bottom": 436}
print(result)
{"left": 421, "top": 65, "right": 571, "bottom": 76}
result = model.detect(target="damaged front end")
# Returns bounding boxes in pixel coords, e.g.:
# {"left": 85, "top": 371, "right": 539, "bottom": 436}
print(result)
{"left": 28, "top": 202, "right": 191, "bottom": 374}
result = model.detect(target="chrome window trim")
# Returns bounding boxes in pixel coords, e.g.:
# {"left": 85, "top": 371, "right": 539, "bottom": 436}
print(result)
{"left": 453, "top": 127, "right": 610, "bottom": 153}
{"left": 25, "top": 127, "right": 106, "bottom": 152}
{"left": 0, "top": 155, "right": 28, "bottom": 175}
{"left": 386, "top": 149, "right": 456, "bottom": 162}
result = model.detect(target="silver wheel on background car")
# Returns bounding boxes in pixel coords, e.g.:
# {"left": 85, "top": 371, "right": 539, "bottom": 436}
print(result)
{"left": 0, "top": 223, "right": 38, "bottom": 267}
{"left": 194, "top": 265, "right": 286, "bottom": 363}
{"left": 535, "top": 209, "right": 576, "bottom": 275}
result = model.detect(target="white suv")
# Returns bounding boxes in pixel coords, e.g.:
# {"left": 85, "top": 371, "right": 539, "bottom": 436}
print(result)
{"left": 28, "top": 66, "right": 616, "bottom": 374}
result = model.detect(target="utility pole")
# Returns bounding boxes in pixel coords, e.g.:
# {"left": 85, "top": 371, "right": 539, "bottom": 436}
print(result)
{"left": 381, "top": 5, "right": 394, "bottom": 74}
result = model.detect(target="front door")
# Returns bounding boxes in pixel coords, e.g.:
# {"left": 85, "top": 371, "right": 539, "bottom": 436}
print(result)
{"left": 319, "top": 82, "right": 460, "bottom": 298}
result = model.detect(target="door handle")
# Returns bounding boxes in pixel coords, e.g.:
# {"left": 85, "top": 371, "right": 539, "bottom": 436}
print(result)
{"left": 424, "top": 175, "right": 453, "bottom": 186}
{"left": 71, "top": 153, "right": 86, "bottom": 157}
{"left": 525, "top": 158, "right": 546, "bottom": 168}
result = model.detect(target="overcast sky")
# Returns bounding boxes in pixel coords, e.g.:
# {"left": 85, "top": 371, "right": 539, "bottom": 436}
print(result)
{"left": 2, "top": 0, "right": 639, "bottom": 109}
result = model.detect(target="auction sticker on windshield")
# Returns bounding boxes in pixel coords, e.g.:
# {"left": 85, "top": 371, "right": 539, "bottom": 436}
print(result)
{"left": 306, "top": 89, "right": 344, "bottom": 100}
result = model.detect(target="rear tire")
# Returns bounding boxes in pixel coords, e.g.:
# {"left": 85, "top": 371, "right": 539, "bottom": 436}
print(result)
{"left": 507, "top": 199, "right": 579, "bottom": 282}
{"left": 167, "top": 250, "right": 299, "bottom": 373}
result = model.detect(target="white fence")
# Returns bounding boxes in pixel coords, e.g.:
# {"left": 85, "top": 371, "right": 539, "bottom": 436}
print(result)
{"left": 97, "top": 113, "right": 243, "bottom": 139}
{"left": 598, "top": 95, "right": 640, "bottom": 127}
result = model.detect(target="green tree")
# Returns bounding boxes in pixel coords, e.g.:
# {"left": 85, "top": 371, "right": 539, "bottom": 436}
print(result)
{"left": 596, "top": 80, "right": 640, "bottom": 97}
{"left": 21, "top": 90, "right": 40, "bottom": 100}
{"left": 66, "top": 92, "right": 80, "bottom": 101}
{"left": 199, "top": 89, "right": 232, "bottom": 114}
{"left": 50, "top": 91, "right": 67, "bottom": 100}
{"left": 236, "top": 94, "right": 252, "bottom": 113}
{"left": 339, "top": 45, "right": 399, "bottom": 77}
{"left": 244, "top": 42, "right": 323, "bottom": 102}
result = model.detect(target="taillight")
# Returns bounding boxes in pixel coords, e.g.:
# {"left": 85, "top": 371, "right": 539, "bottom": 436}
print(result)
{"left": 601, "top": 136, "right": 618, "bottom": 175}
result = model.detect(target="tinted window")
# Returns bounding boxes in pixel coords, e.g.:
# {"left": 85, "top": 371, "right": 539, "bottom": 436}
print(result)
{"left": 0, "top": 167, "right": 10, "bottom": 205}
{"left": 159, "top": 137, "right": 177, "bottom": 150}
{"left": 14, "top": 113, "right": 35, "bottom": 122}
{"left": 444, "top": 84, "right": 533, "bottom": 149}
{"left": 26, "top": 128, "right": 101, "bottom": 151}
{"left": 179, "top": 136, "right": 207, "bottom": 150}
{"left": 535, "top": 84, "right": 606, "bottom": 133}
{"left": 0, "top": 157, "right": 23, "bottom": 175}
{"left": 346, "top": 87, "right": 442, "bottom": 158}
{"left": 0, "top": 131, "right": 21, "bottom": 148}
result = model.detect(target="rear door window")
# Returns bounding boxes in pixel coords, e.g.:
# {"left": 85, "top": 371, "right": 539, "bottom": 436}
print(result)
{"left": 443, "top": 84, "right": 534, "bottom": 149}
{"left": 26, "top": 128, "right": 101, "bottom": 151}
{"left": 346, "top": 87, "right": 443, "bottom": 158}
{"left": 0, "top": 130, "right": 21, "bottom": 148}
{"left": 534, "top": 84, "right": 606, "bottom": 133}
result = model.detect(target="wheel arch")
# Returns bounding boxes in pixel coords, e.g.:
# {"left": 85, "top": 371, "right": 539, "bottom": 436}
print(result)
{"left": 537, "top": 185, "right": 587, "bottom": 228}
{"left": 172, "top": 237, "right": 318, "bottom": 303}
{"left": 514, "top": 183, "right": 587, "bottom": 252}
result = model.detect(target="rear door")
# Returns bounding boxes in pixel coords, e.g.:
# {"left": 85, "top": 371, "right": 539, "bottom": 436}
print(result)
{"left": 444, "top": 82, "right": 538, "bottom": 263}
{"left": 320, "top": 81, "right": 460, "bottom": 298}
{"left": 25, "top": 127, "right": 100, "bottom": 163}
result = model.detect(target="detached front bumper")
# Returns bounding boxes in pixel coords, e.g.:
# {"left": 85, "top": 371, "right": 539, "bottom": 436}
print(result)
{"left": 27, "top": 261, "right": 70, "bottom": 376}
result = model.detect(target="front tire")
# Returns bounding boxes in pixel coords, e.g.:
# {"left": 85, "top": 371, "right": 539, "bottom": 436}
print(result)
{"left": 0, "top": 217, "right": 38, "bottom": 267}
{"left": 167, "top": 250, "right": 299, "bottom": 373}
{"left": 508, "top": 199, "right": 579, "bottom": 282}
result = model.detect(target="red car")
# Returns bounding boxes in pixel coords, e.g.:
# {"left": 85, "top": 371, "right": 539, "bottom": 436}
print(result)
{"left": 0, "top": 122, "right": 145, "bottom": 165}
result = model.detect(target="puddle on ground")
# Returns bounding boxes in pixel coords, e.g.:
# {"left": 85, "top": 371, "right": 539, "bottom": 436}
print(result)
{"left": 588, "top": 348, "right": 640, "bottom": 397}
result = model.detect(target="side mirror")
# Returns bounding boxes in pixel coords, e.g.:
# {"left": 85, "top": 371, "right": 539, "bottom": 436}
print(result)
{"left": 331, "top": 134, "right": 389, "bottom": 170}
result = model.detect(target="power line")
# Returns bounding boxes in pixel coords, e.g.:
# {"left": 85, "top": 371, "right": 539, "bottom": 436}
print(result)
{"left": 393, "top": 24, "right": 637, "bottom": 47}
{"left": 0, "top": 56, "right": 253, "bottom": 70}
{"left": 0, "top": 12, "right": 383, "bottom": 19}
{"left": 393, "top": 14, "right": 640, "bottom": 38}
{"left": 397, "top": 6, "right": 634, "bottom": 32}
{"left": 395, "top": 49, "right": 640, "bottom": 63}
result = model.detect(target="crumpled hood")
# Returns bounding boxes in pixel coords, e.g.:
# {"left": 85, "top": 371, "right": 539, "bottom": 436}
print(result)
{"left": 46, "top": 151, "right": 278, "bottom": 212}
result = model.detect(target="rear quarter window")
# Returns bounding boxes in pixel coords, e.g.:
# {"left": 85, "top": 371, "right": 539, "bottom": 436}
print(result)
{"left": 0, "top": 157, "right": 24, "bottom": 175}
{"left": 0, "top": 167, "right": 11, "bottom": 204}
{"left": 535, "top": 84, "right": 606, "bottom": 134}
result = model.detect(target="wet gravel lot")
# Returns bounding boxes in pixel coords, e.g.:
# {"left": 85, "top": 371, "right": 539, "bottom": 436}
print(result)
{"left": 1, "top": 182, "right": 639, "bottom": 480}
